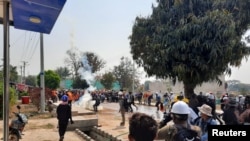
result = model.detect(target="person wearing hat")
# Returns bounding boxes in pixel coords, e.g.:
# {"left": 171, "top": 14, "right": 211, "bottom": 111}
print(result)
{"left": 56, "top": 95, "right": 74, "bottom": 141}
{"left": 222, "top": 97, "right": 240, "bottom": 125}
{"left": 194, "top": 104, "right": 217, "bottom": 141}
{"left": 157, "top": 101, "right": 201, "bottom": 141}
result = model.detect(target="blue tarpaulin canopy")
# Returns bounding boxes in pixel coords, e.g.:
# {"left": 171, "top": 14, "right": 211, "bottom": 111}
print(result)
{"left": 11, "top": 0, "right": 66, "bottom": 34}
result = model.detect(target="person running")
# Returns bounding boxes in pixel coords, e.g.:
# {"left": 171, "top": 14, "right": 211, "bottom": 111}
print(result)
{"left": 155, "top": 93, "right": 162, "bottom": 112}
{"left": 128, "top": 91, "right": 138, "bottom": 111}
{"left": 56, "top": 95, "right": 74, "bottom": 141}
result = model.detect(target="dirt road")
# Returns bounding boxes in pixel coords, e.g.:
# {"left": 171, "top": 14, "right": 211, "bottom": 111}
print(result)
{"left": 0, "top": 103, "right": 131, "bottom": 141}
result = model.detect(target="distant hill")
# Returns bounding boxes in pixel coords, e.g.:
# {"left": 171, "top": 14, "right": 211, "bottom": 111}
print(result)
{"left": 226, "top": 80, "right": 250, "bottom": 94}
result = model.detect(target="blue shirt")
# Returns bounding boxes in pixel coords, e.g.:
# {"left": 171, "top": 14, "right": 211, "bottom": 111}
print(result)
{"left": 195, "top": 117, "right": 217, "bottom": 141}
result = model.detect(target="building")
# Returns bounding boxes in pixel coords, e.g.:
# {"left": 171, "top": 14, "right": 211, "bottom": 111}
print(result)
{"left": 147, "top": 75, "right": 226, "bottom": 98}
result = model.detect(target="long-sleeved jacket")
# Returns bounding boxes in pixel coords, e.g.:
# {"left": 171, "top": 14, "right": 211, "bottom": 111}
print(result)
{"left": 56, "top": 103, "right": 72, "bottom": 122}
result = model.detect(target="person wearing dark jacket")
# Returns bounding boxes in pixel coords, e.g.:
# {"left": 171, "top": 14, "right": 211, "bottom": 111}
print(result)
{"left": 56, "top": 95, "right": 74, "bottom": 141}
{"left": 222, "top": 97, "right": 240, "bottom": 125}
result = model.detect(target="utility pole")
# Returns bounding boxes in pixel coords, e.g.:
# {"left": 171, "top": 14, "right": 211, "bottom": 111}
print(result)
{"left": 20, "top": 65, "right": 23, "bottom": 83}
{"left": 40, "top": 33, "right": 45, "bottom": 113}
{"left": 21, "top": 61, "right": 28, "bottom": 84}
{"left": 3, "top": 1, "right": 10, "bottom": 140}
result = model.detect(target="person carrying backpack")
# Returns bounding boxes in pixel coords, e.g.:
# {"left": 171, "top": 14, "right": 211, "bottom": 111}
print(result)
{"left": 157, "top": 101, "right": 201, "bottom": 141}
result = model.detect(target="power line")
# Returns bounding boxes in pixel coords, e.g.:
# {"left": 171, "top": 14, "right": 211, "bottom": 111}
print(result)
{"left": 27, "top": 34, "right": 40, "bottom": 60}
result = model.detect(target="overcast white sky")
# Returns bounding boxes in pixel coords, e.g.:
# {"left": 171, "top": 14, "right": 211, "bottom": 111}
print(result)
{"left": 0, "top": 0, "right": 250, "bottom": 84}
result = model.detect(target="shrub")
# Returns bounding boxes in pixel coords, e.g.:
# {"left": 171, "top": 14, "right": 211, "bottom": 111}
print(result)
{"left": 0, "top": 82, "right": 17, "bottom": 118}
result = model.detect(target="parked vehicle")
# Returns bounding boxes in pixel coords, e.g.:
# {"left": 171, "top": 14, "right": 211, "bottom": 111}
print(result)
{"left": 9, "top": 105, "right": 28, "bottom": 141}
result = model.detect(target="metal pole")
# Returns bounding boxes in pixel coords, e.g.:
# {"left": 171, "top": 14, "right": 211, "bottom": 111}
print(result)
{"left": 40, "top": 33, "right": 45, "bottom": 113}
{"left": 3, "top": 1, "right": 10, "bottom": 140}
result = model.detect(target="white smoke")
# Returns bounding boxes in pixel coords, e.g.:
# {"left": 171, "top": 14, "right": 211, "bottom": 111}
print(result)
{"left": 73, "top": 55, "right": 96, "bottom": 109}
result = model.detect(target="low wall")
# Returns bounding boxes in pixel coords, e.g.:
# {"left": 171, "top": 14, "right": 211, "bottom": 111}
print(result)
{"left": 67, "top": 116, "right": 98, "bottom": 131}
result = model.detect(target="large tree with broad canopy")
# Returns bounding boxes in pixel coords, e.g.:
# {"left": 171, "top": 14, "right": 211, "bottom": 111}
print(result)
{"left": 129, "top": 0, "right": 250, "bottom": 98}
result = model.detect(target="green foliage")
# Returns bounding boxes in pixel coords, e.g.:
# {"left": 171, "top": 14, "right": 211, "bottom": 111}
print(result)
{"left": 25, "top": 75, "right": 37, "bottom": 86}
{"left": 101, "top": 72, "right": 116, "bottom": 90}
{"left": 0, "top": 81, "right": 17, "bottom": 118}
{"left": 10, "top": 65, "right": 19, "bottom": 83}
{"left": 72, "top": 76, "right": 89, "bottom": 89}
{"left": 54, "top": 67, "right": 71, "bottom": 80}
{"left": 37, "top": 70, "right": 60, "bottom": 89}
{"left": 19, "top": 91, "right": 29, "bottom": 97}
{"left": 129, "top": 0, "right": 250, "bottom": 98}
{"left": 113, "top": 57, "right": 140, "bottom": 92}
{"left": 0, "top": 65, "right": 19, "bottom": 83}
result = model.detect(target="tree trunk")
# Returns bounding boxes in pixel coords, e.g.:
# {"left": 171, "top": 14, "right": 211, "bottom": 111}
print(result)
{"left": 183, "top": 82, "right": 196, "bottom": 99}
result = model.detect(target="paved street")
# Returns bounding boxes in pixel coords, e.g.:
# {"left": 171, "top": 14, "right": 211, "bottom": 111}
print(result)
{"left": 101, "top": 102, "right": 165, "bottom": 122}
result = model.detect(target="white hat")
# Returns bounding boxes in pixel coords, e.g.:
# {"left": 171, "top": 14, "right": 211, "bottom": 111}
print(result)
{"left": 118, "top": 91, "right": 123, "bottom": 95}
{"left": 223, "top": 96, "right": 228, "bottom": 100}
{"left": 171, "top": 101, "right": 190, "bottom": 114}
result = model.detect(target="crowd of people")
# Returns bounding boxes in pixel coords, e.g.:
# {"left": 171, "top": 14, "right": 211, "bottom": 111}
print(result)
{"left": 115, "top": 89, "right": 250, "bottom": 141}
{"left": 54, "top": 89, "right": 250, "bottom": 141}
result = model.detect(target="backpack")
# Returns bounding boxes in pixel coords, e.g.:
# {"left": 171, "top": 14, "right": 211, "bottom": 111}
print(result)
{"left": 173, "top": 125, "right": 200, "bottom": 141}
{"left": 123, "top": 98, "right": 129, "bottom": 110}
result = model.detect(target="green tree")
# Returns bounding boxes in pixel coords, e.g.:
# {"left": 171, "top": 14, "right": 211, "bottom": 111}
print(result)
{"left": 9, "top": 65, "right": 18, "bottom": 83}
{"left": 113, "top": 57, "right": 140, "bottom": 91}
{"left": 129, "top": 0, "right": 250, "bottom": 98}
{"left": 37, "top": 70, "right": 60, "bottom": 89}
{"left": 100, "top": 71, "right": 116, "bottom": 90}
{"left": 82, "top": 52, "right": 106, "bottom": 73}
{"left": 55, "top": 67, "right": 71, "bottom": 80}
{"left": 0, "top": 80, "right": 17, "bottom": 118}
{"left": 25, "top": 75, "right": 37, "bottom": 86}
{"left": 0, "top": 65, "right": 18, "bottom": 83}
{"left": 72, "top": 76, "right": 89, "bottom": 89}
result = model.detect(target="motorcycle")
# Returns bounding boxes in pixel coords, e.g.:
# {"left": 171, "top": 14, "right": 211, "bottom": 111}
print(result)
{"left": 9, "top": 105, "right": 28, "bottom": 141}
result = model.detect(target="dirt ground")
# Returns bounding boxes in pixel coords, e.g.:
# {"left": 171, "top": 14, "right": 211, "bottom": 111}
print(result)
{"left": 0, "top": 102, "right": 131, "bottom": 141}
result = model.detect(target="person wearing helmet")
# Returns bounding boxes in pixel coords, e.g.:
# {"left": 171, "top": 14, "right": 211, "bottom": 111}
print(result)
{"left": 56, "top": 95, "right": 74, "bottom": 141}
{"left": 157, "top": 101, "right": 201, "bottom": 141}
